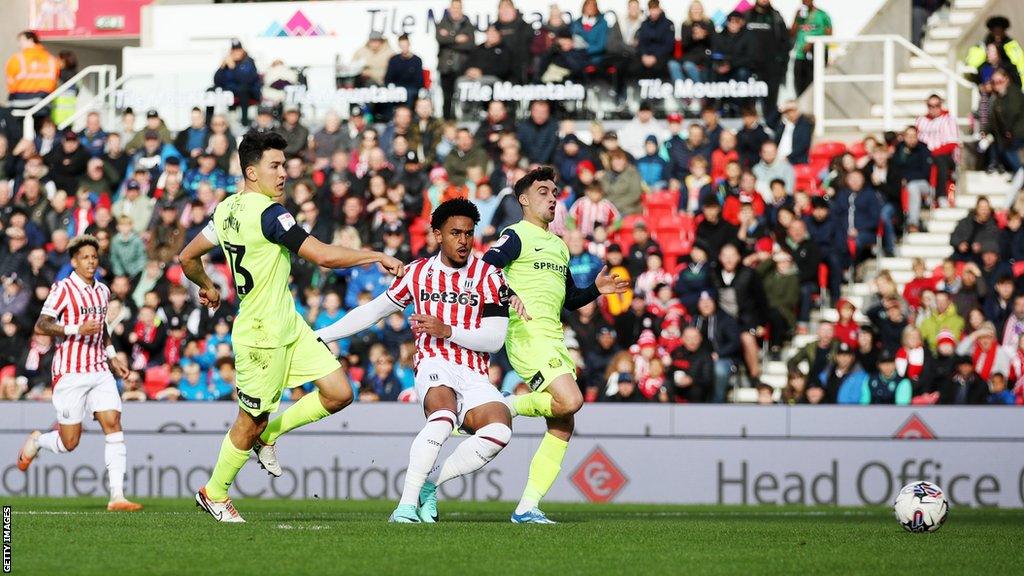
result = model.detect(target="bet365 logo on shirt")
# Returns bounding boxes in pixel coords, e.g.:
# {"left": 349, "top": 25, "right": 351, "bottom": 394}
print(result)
{"left": 418, "top": 289, "right": 480, "bottom": 307}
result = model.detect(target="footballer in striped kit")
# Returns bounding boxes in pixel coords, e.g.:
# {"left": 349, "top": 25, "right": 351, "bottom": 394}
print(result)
{"left": 318, "top": 198, "right": 513, "bottom": 523}
{"left": 15, "top": 234, "right": 143, "bottom": 512}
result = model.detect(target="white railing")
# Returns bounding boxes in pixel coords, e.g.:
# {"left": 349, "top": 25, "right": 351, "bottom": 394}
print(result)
{"left": 11, "top": 65, "right": 118, "bottom": 139}
{"left": 808, "top": 34, "right": 976, "bottom": 136}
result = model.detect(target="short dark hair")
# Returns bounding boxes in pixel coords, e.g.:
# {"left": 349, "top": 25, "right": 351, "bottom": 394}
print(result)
{"left": 238, "top": 129, "right": 287, "bottom": 172}
{"left": 68, "top": 234, "right": 100, "bottom": 258}
{"left": 431, "top": 198, "right": 480, "bottom": 230}
{"left": 19, "top": 31, "right": 39, "bottom": 43}
{"left": 514, "top": 166, "right": 557, "bottom": 199}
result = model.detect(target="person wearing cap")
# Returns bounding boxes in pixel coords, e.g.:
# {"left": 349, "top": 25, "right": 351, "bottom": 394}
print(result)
{"left": 941, "top": 354, "right": 989, "bottom": 404}
{"left": 125, "top": 126, "right": 183, "bottom": 187}
{"left": 817, "top": 341, "right": 867, "bottom": 404}
{"left": 213, "top": 39, "right": 261, "bottom": 126}
{"left": 667, "top": 326, "right": 714, "bottom": 403}
{"left": 710, "top": 11, "right": 755, "bottom": 115}
{"left": 862, "top": 349, "right": 911, "bottom": 405}
{"left": 43, "top": 128, "right": 90, "bottom": 195}
{"left": 110, "top": 179, "right": 154, "bottom": 236}
{"left": 126, "top": 109, "right": 172, "bottom": 155}
{"left": 582, "top": 325, "right": 621, "bottom": 397}
{"left": 965, "top": 15, "right": 1024, "bottom": 79}
{"left": 695, "top": 195, "right": 738, "bottom": 261}
{"left": 744, "top": 0, "right": 790, "bottom": 125}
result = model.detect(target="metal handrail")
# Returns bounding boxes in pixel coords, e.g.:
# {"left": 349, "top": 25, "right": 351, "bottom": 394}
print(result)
{"left": 808, "top": 34, "right": 977, "bottom": 136}
{"left": 56, "top": 71, "right": 132, "bottom": 132}
{"left": 11, "top": 64, "right": 118, "bottom": 138}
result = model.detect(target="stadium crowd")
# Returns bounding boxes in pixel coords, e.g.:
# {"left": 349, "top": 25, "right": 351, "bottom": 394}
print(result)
{"left": 1, "top": 1, "right": 1023, "bottom": 407}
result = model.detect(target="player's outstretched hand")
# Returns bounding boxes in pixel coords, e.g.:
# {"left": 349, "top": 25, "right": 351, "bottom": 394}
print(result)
{"left": 110, "top": 355, "right": 130, "bottom": 379}
{"left": 379, "top": 254, "right": 406, "bottom": 277}
{"left": 199, "top": 287, "right": 221, "bottom": 310}
{"left": 594, "top": 266, "right": 630, "bottom": 295}
{"left": 79, "top": 319, "right": 103, "bottom": 335}
{"left": 410, "top": 314, "right": 452, "bottom": 339}
{"left": 510, "top": 295, "right": 532, "bottom": 321}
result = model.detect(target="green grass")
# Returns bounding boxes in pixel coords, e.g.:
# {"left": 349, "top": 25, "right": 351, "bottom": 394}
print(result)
{"left": 4, "top": 498, "right": 1022, "bottom": 575}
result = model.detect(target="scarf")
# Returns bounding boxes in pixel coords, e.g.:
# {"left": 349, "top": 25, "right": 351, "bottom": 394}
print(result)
{"left": 972, "top": 342, "right": 998, "bottom": 381}
{"left": 895, "top": 346, "right": 925, "bottom": 379}
{"left": 131, "top": 321, "right": 157, "bottom": 370}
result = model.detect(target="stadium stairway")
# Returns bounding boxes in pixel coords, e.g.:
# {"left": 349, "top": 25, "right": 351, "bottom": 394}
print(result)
{"left": 867, "top": 0, "right": 986, "bottom": 124}
{"left": 745, "top": 169, "right": 1014, "bottom": 402}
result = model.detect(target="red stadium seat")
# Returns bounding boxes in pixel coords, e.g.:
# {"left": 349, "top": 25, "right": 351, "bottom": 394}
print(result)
{"left": 996, "top": 210, "right": 1008, "bottom": 229}
{"left": 793, "top": 163, "right": 820, "bottom": 195}
{"left": 643, "top": 190, "right": 680, "bottom": 225}
{"left": 809, "top": 141, "right": 848, "bottom": 165}
{"left": 1014, "top": 261, "right": 1024, "bottom": 277}
{"left": 144, "top": 365, "right": 170, "bottom": 399}
{"left": 849, "top": 140, "right": 867, "bottom": 159}
{"left": 615, "top": 213, "right": 646, "bottom": 247}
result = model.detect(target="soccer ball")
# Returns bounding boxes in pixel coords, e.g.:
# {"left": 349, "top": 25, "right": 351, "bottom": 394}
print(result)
{"left": 894, "top": 481, "right": 949, "bottom": 533}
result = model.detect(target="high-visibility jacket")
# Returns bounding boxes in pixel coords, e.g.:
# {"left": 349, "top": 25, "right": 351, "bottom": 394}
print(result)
{"left": 5, "top": 45, "right": 60, "bottom": 95}
{"left": 966, "top": 39, "right": 1024, "bottom": 78}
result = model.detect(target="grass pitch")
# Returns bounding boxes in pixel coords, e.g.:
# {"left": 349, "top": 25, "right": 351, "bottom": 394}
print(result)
{"left": 4, "top": 497, "right": 1022, "bottom": 575}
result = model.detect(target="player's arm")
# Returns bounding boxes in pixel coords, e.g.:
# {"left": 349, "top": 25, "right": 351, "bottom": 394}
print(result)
{"left": 564, "top": 265, "right": 629, "bottom": 310}
{"left": 179, "top": 222, "right": 222, "bottom": 309}
{"left": 411, "top": 271, "right": 510, "bottom": 353}
{"left": 316, "top": 293, "right": 404, "bottom": 344}
{"left": 34, "top": 285, "right": 101, "bottom": 337}
{"left": 267, "top": 202, "right": 402, "bottom": 275}
{"left": 103, "top": 323, "right": 129, "bottom": 378}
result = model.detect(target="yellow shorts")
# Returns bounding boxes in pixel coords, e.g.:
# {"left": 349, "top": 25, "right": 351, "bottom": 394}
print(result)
{"left": 505, "top": 338, "right": 575, "bottom": 393}
{"left": 233, "top": 324, "right": 340, "bottom": 416}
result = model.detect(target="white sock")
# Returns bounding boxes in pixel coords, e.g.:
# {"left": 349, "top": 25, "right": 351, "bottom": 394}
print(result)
{"left": 105, "top": 432, "right": 127, "bottom": 501}
{"left": 434, "top": 423, "right": 511, "bottom": 486}
{"left": 516, "top": 495, "right": 540, "bottom": 515}
{"left": 398, "top": 410, "right": 455, "bottom": 506}
{"left": 36, "top": 431, "right": 67, "bottom": 454}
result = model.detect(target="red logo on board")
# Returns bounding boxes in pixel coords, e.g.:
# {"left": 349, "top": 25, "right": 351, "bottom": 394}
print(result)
{"left": 571, "top": 447, "right": 628, "bottom": 503}
{"left": 894, "top": 414, "right": 937, "bottom": 440}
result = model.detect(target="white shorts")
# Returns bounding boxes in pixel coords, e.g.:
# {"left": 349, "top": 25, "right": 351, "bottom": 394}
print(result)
{"left": 415, "top": 357, "right": 503, "bottom": 425}
{"left": 52, "top": 371, "right": 122, "bottom": 425}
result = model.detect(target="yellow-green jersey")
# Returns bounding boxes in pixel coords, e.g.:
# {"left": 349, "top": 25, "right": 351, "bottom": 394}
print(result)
{"left": 482, "top": 220, "right": 600, "bottom": 390}
{"left": 204, "top": 192, "right": 310, "bottom": 349}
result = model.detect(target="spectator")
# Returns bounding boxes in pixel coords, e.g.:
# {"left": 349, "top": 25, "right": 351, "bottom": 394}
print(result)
{"left": 213, "top": 39, "right": 261, "bottom": 125}
{"left": 864, "top": 349, "right": 911, "bottom": 405}
{"left": 183, "top": 151, "right": 233, "bottom": 197}
{"left": 790, "top": 0, "right": 832, "bottom": 96}
{"left": 919, "top": 290, "right": 965, "bottom": 349}
{"left": 671, "top": 1, "right": 715, "bottom": 85}
{"left": 915, "top": 94, "right": 959, "bottom": 203}
{"left": 111, "top": 215, "right": 146, "bottom": 280}
{"left": 278, "top": 105, "right": 310, "bottom": 158}
{"left": 620, "top": 101, "right": 666, "bottom": 160}
{"left": 366, "top": 352, "right": 402, "bottom": 402}
{"left": 443, "top": 128, "right": 488, "bottom": 186}
{"left": 989, "top": 68, "right": 1024, "bottom": 192}
{"left": 463, "top": 25, "right": 512, "bottom": 83}
{"left": 601, "top": 150, "right": 643, "bottom": 216}
{"left": 752, "top": 141, "right": 794, "bottom": 201}
{"left": 493, "top": 0, "right": 533, "bottom": 83}
{"left": 435, "top": 0, "right": 476, "bottom": 119}
{"left": 148, "top": 202, "right": 185, "bottom": 262}
{"left": 353, "top": 32, "right": 395, "bottom": 86}
{"left": 712, "top": 11, "right": 755, "bottom": 99}
{"left": 584, "top": 326, "right": 621, "bottom": 397}
{"left": 5, "top": 31, "right": 59, "bottom": 113}
{"left": 44, "top": 129, "right": 90, "bottom": 195}
{"left": 666, "top": 121, "right": 712, "bottom": 187}
{"left": 78, "top": 111, "right": 108, "bottom": 158}
{"left": 111, "top": 181, "right": 154, "bottom": 235}
{"left": 540, "top": 29, "right": 589, "bottom": 83}
{"left": 385, "top": 34, "right": 425, "bottom": 109}
{"left": 261, "top": 59, "right": 298, "bottom": 111}
{"left": 311, "top": 112, "right": 345, "bottom": 170}
{"left": 713, "top": 243, "right": 766, "bottom": 384}
{"left": 516, "top": 100, "right": 558, "bottom": 164}
{"left": 965, "top": 16, "right": 1024, "bottom": 79}
{"left": 987, "top": 372, "right": 1015, "bottom": 404}
{"left": 667, "top": 326, "right": 714, "bottom": 402}
{"left": 570, "top": 0, "right": 610, "bottom": 68}
{"left": 782, "top": 219, "right": 820, "bottom": 331}
{"left": 745, "top": 0, "right": 790, "bottom": 125}
{"left": 757, "top": 250, "right": 799, "bottom": 355}
{"left": 569, "top": 182, "right": 619, "bottom": 237}
{"left": 895, "top": 325, "right": 936, "bottom": 394}
{"left": 566, "top": 229, "right": 603, "bottom": 287}
{"left": 832, "top": 170, "right": 881, "bottom": 271}
{"left": 941, "top": 355, "right": 989, "bottom": 405}
{"left": 774, "top": 101, "right": 813, "bottom": 165}
{"left": 633, "top": 0, "right": 675, "bottom": 80}
{"left": 893, "top": 125, "right": 935, "bottom": 233}
{"left": 819, "top": 342, "right": 868, "bottom": 404}
{"left": 956, "top": 321, "right": 1012, "bottom": 381}
{"left": 1002, "top": 295, "right": 1024, "bottom": 350}
{"left": 637, "top": 135, "right": 668, "bottom": 189}
{"left": 950, "top": 196, "right": 999, "bottom": 262}
{"left": 737, "top": 107, "right": 771, "bottom": 168}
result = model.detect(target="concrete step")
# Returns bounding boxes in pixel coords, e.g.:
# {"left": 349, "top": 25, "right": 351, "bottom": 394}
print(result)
{"left": 897, "top": 244, "right": 953, "bottom": 259}
{"left": 872, "top": 102, "right": 927, "bottom": 118}
{"left": 764, "top": 361, "right": 788, "bottom": 375}
{"left": 878, "top": 256, "right": 944, "bottom": 271}
{"left": 928, "top": 26, "right": 964, "bottom": 40}
{"left": 893, "top": 87, "right": 946, "bottom": 101}
{"left": 732, "top": 388, "right": 759, "bottom": 403}
{"left": 761, "top": 373, "right": 787, "bottom": 389}
{"left": 948, "top": 10, "right": 977, "bottom": 26}
{"left": 890, "top": 270, "right": 916, "bottom": 285}
{"left": 927, "top": 219, "right": 957, "bottom": 234}
{"left": 921, "top": 40, "right": 951, "bottom": 55}
{"left": 843, "top": 283, "right": 875, "bottom": 297}
{"left": 903, "top": 232, "right": 955, "bottom": 246}
{"left": 930, "top": 207, "right": 968, "bottom": 221}
{"left": 792, "top": 334, "right": 817, "bottom": 348}
{"left": 953, "top": 0, "right": 986, "bottom": 8}
{"left": 897, "top": 71, "right": 949, "bottom": 86}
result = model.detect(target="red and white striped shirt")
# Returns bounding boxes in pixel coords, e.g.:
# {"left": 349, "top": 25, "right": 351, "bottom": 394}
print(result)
{"left": 386, "top": 255, "right": 507, "bottom": 375}
{"left": 40, "top": 272, "right": 111, "bottom": 381}
{"left": 915, "top": 110, "right": 960, "bottom": 157}
{"left": 569, "top": 196, "right": 620, "bottom": 237}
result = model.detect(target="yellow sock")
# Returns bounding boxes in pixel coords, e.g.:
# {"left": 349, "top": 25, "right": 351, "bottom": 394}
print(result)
{"left": 512, "top": 392, "right": 554, "bottom": 418}
{"left": 516, "top": 432, "right": 569, "bottom": 514}
{"left": 260, "top": 391, "right": 331, "bottom": 445}
{"left": 204, "top": 434, "right": 251, "bottom": 501}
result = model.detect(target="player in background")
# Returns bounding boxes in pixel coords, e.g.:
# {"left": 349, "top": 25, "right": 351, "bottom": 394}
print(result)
{"left": 179, "top": 130, "right": 403, "bottom": 522}
{"left": 16, "top": 235, "right": 142, "bottom": 512}
{"left": 483, "top": 166, "right": 629, "bottom": 523}
{"left": 318, "top": 198, "right": 512, "bottom": 523}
